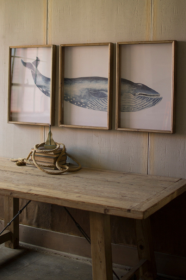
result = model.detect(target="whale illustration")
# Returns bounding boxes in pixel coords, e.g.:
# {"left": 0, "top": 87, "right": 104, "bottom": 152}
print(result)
{"left": 21, "top": 57, "right": 162, "bottom": 112}
{"left": 21, "top": 57, "right": 50, "bottom": 97}
{"left": 64, "top": 77, "right": 162, "bottom": 112}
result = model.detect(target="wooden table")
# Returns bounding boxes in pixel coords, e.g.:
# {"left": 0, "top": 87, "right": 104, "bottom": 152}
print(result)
{"left": 0, "top": 158, "right": 186, "bottom": 280}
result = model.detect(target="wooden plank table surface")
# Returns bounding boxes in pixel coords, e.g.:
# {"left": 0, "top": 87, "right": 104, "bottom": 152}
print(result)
{"left": 0, "top": 157, "right": 186, "bottom": 280}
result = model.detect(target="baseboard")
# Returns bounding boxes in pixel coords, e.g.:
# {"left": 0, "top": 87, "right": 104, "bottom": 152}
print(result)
{"left": 0, "top": 220, "right": 185, "bottom": 278}
{"left": 155, "top": 252, "right": 186, "bottom": 279}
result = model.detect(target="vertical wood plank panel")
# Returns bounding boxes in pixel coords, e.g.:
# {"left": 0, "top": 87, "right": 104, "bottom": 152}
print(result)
{"left": 0, "top": 0, "right": 185, "bottom": 265}
{"left": 0, "top": 0, "right": 46, "bottom": 159}
{"left": 0, "top": 0, "right": 49, "bottom": 236}
{"left": 90, "top": 212, "right": 113, "bottom": 280}
{"left": 48, "top": 0, "right": 152, "bottom": 44}
{"left": 147, "top": 1, "right": 186, "bottom": 262}
{"left": 4, "top": 197, "right": 19, "bottom": 249}
{"left": 149, "top": 0, "right": 186, "bottom": 178}
{"left": 47, "top": 0, "right": 151, "bottom": 174}
{"left": 48, "top": 127, "right": 148, "bottom": 173}
{"left": 136, "top": 218, "right": 157, "bottom": 279}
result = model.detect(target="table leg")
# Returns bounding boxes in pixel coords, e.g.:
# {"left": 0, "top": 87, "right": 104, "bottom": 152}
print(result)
{"left": 90, "top": 212, "right": 113, "bottom": 280}
{"left": 4, "top": 197, "right": 19, "bottom": 249}
{"left": 135, "top": 218, "right": 157, "bottom": 280}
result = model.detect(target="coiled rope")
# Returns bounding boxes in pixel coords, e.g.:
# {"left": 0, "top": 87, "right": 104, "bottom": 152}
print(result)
{"left": 11, "top": 142, "right": 81, "bottom": 175}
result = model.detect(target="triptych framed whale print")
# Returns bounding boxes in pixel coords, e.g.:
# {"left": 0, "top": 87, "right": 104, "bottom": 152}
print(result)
{"left": 59, "top": 43, "right": 113, "bottom": 130}
{"left": 116, "top": 41, "right": 175, "bottom": 133}
{"left": 8, "top": 45, "right": 56, "bottom": 126}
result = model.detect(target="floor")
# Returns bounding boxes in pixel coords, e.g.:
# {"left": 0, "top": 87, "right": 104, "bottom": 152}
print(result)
{"left": 0, "top": 243, "right": 128, "bottom": 280}
{"left": 0, "top": 243, "right": 177, "bottom": 280}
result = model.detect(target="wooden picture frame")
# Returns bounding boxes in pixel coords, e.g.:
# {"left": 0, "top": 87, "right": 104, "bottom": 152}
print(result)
{"left": 59, "top": 43, "right": 113, "bottom": 130}
{"left": 116, "top": 41, "right": 175, "bottom": 133}
{"left": 8, "top": 45, "right": 56, "bottom": 126}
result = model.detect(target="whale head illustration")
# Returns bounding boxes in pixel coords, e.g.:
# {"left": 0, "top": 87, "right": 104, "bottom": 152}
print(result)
{"left": 64, "top": 77, "right": 108, "bottom": 111}
{"left": 21, "top": 57, "right": 50, "bottom": 97}
{"left": 120, "top": 79, "right": 163, "bottom": 112}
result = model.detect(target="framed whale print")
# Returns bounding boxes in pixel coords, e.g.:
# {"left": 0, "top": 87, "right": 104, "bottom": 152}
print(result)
{"left": 59, "top": 43, "right": 113, "bottom": 130}
{"left": 116, "top": 41, "right": 175, "bottom": 133}
{"left": 8, "top": 45, "right": 56, "bottom": 126}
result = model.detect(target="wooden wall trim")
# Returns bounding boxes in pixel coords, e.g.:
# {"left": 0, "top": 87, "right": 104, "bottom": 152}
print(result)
{"left": 0, "top": 220, "right": 185, "bottom": 278}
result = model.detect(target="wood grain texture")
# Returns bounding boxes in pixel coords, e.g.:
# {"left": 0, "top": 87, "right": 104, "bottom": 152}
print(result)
{"left": 8, "top": 44, "right": 56, "bottom": 126}
{"left": 0, "top": 0, "right": 46, "bottom": 250}
{"left": 121, "top": 260, "right": 148, "bottom": 280}
{"left": 136, "top": 218, "right": 157, "bottom": 279}
{"left": 153, "top": 0, "right": 186, "bottom": 41}
{"left": 48, "top": 0, "right": 151, "bottom": 44}
{"left": 4, "top": 197, "right": 19, "bottom": 248}
{"left": 1, "top": 221, "right": 186, "bottom": 278}
{"left": 48, "top": 0, "right": 150, "bottom": 175}
{"left": 108, "top": 43, "right": 113, "bottom": 130}
{"left": 46, "top": 127, "right": 148, "bottom": 174}
{"left": 0, "top": 158, "right": 185, "bottom": 220}
{"left": 115, "top": 43, "right": 120, "bottom": 130}
{"left": 58, "top": 43, "right": 113, "bottom": 130}
{"left": 0, "top": 230, "right": 12, "bottom": 244}
{"left": 0, "top": 0, "right": 45, "bottom": 159}
{"left": 115, "top": 40, "right": 175, "bottom": 134}
{"left": 1, "top": 0, "right": 186, "bottom": 264}
{"left": 90, "top": 212, "right": 113, "bottom": 280}
{"left": 148, "top": 1, "right": 186, "bottom": 178}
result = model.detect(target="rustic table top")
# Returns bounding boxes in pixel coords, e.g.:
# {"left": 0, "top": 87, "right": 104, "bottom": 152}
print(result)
{"left": 0, "top": 158, "right": 185, "bottom": 219}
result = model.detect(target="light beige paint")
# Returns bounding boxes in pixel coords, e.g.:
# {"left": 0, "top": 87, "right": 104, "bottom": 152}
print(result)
{"left": 0, "top": 0, "right": 185, "bottom": 178}
{"left": 148, "top": 0, "right": 186, "bottom": 177}
{"left": 46, "top": 0, "right": 151, "bottom": 174}
{"left": 48, "top": 0, "right": 152, "bottom": 44}
{"left": 1, "top": 0, "right": 186, "bottom": 267}
{"left": 0, "top": 0, "right": 46, "bottom": 158}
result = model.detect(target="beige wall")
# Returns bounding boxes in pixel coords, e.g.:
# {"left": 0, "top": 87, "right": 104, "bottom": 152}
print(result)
{"left": 1, "top": 0, "right": 186, "bottom": 177}
{"left": 0, "top": 0, "right": 186, "bottom": 257}
{"left": 2, "top": 0, "right": 186, "bottom": 176}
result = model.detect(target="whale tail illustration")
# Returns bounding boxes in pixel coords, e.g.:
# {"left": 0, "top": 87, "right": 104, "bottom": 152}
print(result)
{"left": 21, "top": 57, "right": 40, "bottom": 71}
{"left": 21, "top": 56, "right": 51, "bottom": 98}
{"left": 32, "top": 57, "right": 40, "bottom": 68}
